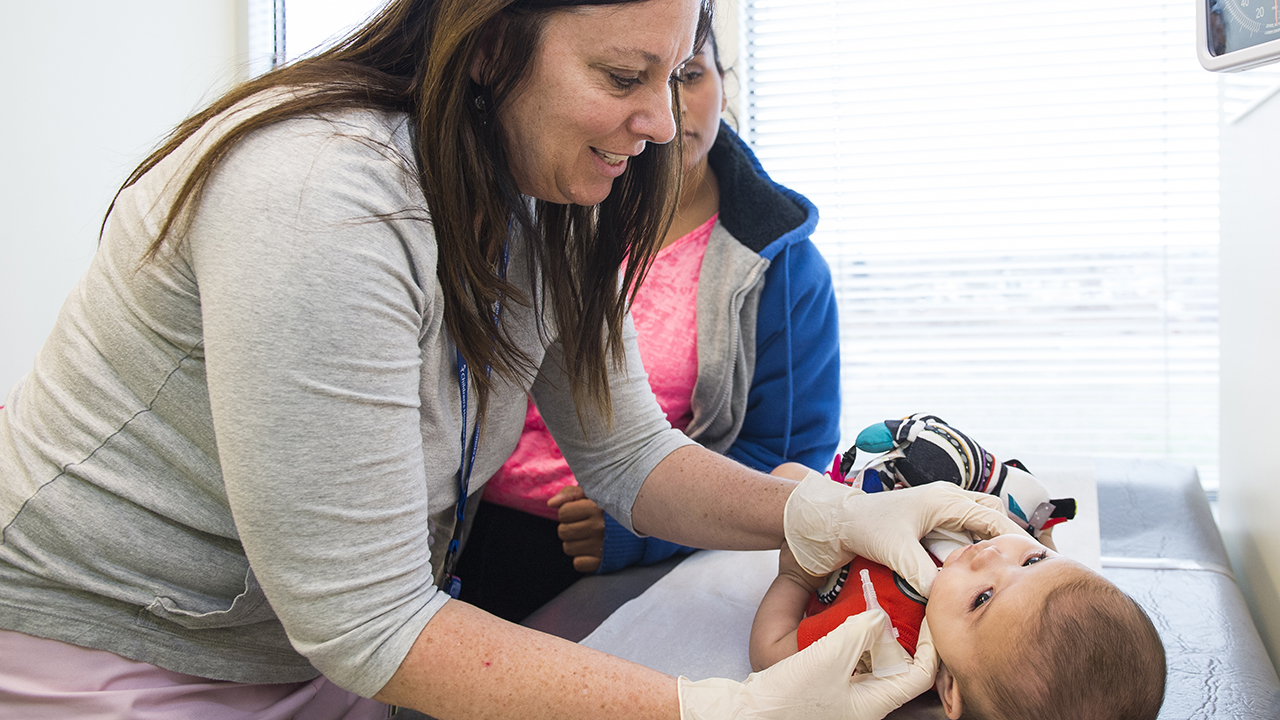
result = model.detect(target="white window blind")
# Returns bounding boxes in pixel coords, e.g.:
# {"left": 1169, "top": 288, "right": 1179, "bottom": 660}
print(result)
{"left": 282, "top": 0, "right": 386, "bottom": 63}
{"left": 246, "top": 0, "right": 387, "bottom": 73}
{"left": 245, "top": 0, "right": 281, "bottom": 77}
{"left": 744, "top": 0, "right": 1221, "bottom": 476}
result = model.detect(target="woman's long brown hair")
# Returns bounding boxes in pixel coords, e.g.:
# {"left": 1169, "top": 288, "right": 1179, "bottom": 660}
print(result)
{"left": 108, "top": 0, "right": 711, "bottom": 426}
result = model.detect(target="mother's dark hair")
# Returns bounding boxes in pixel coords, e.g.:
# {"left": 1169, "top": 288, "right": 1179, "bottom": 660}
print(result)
{"left": 111, "top": 0, "right": 711, "bottom": 422}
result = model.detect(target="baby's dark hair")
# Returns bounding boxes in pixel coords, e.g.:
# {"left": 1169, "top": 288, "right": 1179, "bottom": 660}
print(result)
{"left": 959, "top": 573, "right": 1166, "bottom": 720}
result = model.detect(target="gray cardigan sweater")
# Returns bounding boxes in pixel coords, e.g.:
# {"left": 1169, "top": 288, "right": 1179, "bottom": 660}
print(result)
{"left": 0, "top": 104, "right": 692, "bottom": 696}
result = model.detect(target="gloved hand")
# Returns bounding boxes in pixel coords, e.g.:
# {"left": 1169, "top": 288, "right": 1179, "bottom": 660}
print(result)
{"left": 784, "top": 470, "right": 1024, "bottom": 595}
{"left": 679, "top": 610, "right": 937, "bottom": 720}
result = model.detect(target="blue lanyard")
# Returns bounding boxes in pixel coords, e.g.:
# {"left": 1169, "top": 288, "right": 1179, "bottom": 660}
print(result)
{"left": 440, "top": 239, "right": 509, "bottom": 598}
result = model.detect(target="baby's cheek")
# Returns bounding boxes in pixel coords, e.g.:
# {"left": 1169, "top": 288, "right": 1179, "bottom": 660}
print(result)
{"left": 923, "top": 599, "right": 940, "bottom": 626}
{"left": 926, "top": 567, "right": 957, "bottom": 612}
{"left": 921, "top": 600, "right": 963, "bottom": 673}
{"left": 923, "top": 570, "right": 967, "bottom": 644}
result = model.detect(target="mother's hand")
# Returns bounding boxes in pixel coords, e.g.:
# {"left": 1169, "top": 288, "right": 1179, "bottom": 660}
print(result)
{"left": 783, "top": 471, "right": 1024, "bottom": 596}
{"left": 548, "top": 485, "right": 605, "bottom": 572}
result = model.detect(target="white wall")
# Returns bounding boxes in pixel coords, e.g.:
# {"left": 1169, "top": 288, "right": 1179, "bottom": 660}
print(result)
{"left": 1219, "top": 90, "right": 1280, "bottom": 674}
{"left": 0, "top": 1, "right": 242, "bottom": 394}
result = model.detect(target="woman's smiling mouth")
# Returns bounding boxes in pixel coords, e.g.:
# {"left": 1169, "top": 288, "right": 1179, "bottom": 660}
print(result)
{"left": 593, "top": 148, "right": 628, "bottom": 166}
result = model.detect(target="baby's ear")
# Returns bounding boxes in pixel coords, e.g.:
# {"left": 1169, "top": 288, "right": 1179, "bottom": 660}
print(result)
{"left": 935, "top": 663, "right": 965, "bottom": 720}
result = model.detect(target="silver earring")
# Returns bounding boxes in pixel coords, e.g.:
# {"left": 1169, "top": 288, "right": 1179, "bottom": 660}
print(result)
{"left": 472, "top": 83, "right": 492, "bottom": 127}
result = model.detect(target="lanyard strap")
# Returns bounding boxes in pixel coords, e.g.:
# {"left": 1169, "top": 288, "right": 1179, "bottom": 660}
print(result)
{"left": 439, "top": 239, "right": 510, "bottom": 598}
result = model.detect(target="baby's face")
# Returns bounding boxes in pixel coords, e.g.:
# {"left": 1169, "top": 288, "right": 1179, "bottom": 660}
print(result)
{"left": 925, "top": 533, "right": 1094, "bottom": 677}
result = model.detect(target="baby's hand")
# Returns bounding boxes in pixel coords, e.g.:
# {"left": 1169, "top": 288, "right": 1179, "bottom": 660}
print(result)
{"left": 1038, "top": 524, "right": 1058, "bottom": 552}
{"left": 548, "top": 485, "right": 605, "bottom": 573}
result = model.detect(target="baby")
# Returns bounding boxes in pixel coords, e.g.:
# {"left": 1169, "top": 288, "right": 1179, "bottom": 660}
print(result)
{"left": 752, "top": 416, "right": 1167, "bottom": 719}
{"left": 750, "top": 534, "right": 1167, "bottom": 720}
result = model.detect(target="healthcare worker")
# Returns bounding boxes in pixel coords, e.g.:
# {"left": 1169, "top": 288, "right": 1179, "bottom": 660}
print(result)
{"left": 456, "top": 27, "right": 844, "bottom": 622}
{"left": 0, "top": 0, "right": 1023, "bottom": 718}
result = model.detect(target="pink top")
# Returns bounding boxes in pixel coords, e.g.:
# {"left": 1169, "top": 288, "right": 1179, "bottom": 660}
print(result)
{"left": 482, "top": 213, "right": 718, "bottom": 520}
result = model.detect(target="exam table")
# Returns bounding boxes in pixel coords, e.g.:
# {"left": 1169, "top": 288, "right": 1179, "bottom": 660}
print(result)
{"left": 521, "top": 459, "right": 1280, "bottom": 719}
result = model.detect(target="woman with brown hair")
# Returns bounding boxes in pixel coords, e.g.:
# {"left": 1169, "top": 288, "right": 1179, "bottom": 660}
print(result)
{"left": 0, "top": 1, "right": 1020, "bottom": 718}
{"left": 456, "top": 28, "right": 845, "bottom": 623}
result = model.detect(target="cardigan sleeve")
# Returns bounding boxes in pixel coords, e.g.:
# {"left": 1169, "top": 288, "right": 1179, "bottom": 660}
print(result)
{"left": 531, "top": 316, "right": 697, "bottom": 534}
{"left": 190, "top": 114, "right": 448, "bottom": 697}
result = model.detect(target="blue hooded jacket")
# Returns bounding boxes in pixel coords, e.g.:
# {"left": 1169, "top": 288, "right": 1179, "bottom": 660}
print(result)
{"left": 598, "top": 123, "right": 841, "bottom": 572}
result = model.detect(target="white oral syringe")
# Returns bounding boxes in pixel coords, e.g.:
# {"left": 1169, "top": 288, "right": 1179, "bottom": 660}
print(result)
{"left": 860, "top": 568, "right": 912, "bottom": 677}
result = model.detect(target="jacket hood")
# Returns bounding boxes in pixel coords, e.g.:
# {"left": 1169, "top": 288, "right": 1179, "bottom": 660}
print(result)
{"left": 706, "top": 121, "right": 819, "bottom": 261}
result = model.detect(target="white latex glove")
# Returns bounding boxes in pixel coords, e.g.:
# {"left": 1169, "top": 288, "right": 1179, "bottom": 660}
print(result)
{"left": 784, "top": 470, "right": 1025, "bottom": 595}
{"left": 679, "top": 610, "right": 937, "bottom": 720}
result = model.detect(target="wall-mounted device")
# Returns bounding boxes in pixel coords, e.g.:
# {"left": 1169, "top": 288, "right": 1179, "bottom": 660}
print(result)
{"left": 1199, "top": 0, "right": 1280, "bottom": 71}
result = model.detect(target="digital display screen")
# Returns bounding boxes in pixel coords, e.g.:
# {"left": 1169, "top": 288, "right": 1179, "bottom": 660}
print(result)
{"left": 1207, "top": 0, "right": 1280, "bottom": 57}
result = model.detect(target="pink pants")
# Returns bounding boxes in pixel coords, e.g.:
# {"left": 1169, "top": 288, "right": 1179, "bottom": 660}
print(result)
{"left": 0, "top": 630, "right": 390, "bottom": 719}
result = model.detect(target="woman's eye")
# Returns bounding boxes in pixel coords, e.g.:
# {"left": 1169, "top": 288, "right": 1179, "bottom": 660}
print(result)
{"left": 971, "top": 589, "right": 992, "bottom": 610}
{"left": 610, "top": 74, "right": 642, "bottom": 90}
{"left": 1023, "top": 551, "right": 1048, "bottom": 567}
{"left": 674, "top": 69, "right": 703, "bottom": 84}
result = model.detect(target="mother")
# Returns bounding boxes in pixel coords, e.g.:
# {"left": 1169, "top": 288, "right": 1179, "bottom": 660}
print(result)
{"left": 0, "top": 0, "right": 1020, "bottom": 717}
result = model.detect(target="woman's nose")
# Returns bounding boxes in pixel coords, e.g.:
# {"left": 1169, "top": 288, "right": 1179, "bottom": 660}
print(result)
{"left": 632, "top": 83, "right": 677, "bottom": 144}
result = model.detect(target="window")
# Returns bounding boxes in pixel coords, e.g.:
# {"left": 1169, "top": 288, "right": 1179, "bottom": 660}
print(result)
{"left": 246, "top": 0, "right": 387, "bottom": 75}
{"left": 743, "top": 0, "right": 1222, "bottom": 479}
{"left": 248, "top": 0, "right": 1245, "bottom": 482}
